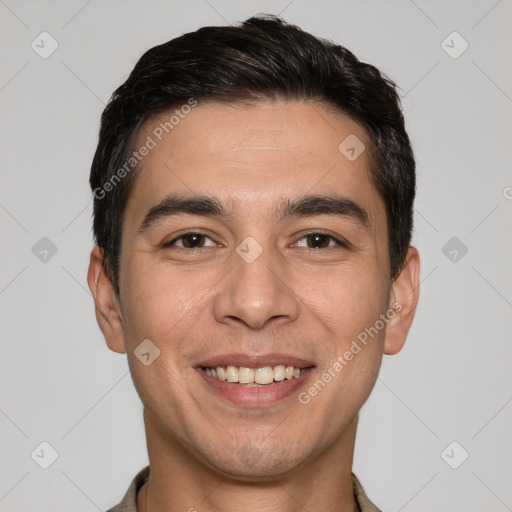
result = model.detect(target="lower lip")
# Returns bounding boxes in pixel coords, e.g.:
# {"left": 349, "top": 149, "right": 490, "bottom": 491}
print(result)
{"left": 196, "top": 367, "right": 315, "bottom": 406}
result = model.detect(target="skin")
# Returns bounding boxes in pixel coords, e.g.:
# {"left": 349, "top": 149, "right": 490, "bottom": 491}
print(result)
{"left": 88, "top": 99, "right": 420, "bottom": 512}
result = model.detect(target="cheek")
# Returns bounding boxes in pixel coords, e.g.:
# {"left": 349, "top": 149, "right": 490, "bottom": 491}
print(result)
{"left": 299, "top": 262, "right": 387, "bottom": 342}
{"left": 120, "top": 253, "right": 209, "bottom": 349}
{"left": 119, "top": 261, "right": 202, "bottom": 420}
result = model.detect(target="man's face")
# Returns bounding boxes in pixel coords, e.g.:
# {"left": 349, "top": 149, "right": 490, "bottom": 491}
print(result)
{"left": 114, "top": 99, "right": 395, "bottom": 477}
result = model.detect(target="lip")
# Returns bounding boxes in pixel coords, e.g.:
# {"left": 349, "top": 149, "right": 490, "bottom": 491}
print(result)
{"left": 195, "top": 352, "right": 315, "bottom": 369}
{"left": 196, "top": 367, "right": 316, "bottom": 406}
{"left": 194, "top": 353, "right": 316, "bottom": 407}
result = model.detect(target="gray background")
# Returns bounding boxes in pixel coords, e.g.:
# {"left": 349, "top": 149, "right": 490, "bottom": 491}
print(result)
{"left": 1, "top": 1, "right": 511, "bottom": 511}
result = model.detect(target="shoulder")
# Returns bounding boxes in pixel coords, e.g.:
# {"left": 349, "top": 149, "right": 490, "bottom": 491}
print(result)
{"left": 352, "top": 473, "right": 383, "bottom": 512}
{"left": 106, "top": 466, "right": 150, "bottom": 512}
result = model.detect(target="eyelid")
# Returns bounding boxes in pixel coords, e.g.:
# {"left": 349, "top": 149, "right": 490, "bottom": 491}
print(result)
{"left": 162, "top": 230, "right": 219, "bottom": 248}
{"left": 292, "top": 230, "right": 349, "bottom": 248}
{"left": 161, "top": 229, "right": 349, "bottom": 250}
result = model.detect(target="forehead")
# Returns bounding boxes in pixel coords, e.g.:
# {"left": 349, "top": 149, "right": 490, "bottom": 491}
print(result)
{"left": 126, "top": 99, "right": 384, "bottom": 224}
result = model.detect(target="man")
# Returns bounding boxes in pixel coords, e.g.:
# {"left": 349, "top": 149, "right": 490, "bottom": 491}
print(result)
{"left": 88, "top": 14, "right": 419, "bottom": 512}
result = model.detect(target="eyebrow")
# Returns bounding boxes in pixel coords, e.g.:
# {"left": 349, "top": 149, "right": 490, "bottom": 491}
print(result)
{"left": 138, "top": 193, "right": 370, "bottom": 233}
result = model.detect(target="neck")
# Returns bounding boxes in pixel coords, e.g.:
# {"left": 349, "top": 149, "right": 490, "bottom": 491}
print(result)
{"left": 138, "top": 410, "right": 360, "bottom": 512}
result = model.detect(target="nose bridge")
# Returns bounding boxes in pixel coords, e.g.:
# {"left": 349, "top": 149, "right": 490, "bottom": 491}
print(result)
{"left": 212, "top": 237, "right": 299, "bottom": 329}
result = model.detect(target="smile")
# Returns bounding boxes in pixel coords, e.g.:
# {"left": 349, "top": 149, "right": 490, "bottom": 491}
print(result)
{"left": 201, "top": 365, "right": 304, "bottom": 386}
{"left": 195, "top": 354, "right": 316, "bottom": 406}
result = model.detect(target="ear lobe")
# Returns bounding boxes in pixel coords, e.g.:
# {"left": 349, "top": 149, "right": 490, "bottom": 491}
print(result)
{"left": 384, "top": 246, "right": 420, "bottom": 356}
{"left": 87, "top": 246, "right": 126, "bottom": 354}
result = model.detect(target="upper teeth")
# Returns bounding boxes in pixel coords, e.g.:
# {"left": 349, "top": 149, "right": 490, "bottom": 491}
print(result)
{"left": 203, "top": 365, "right": 303, "bottom": 384}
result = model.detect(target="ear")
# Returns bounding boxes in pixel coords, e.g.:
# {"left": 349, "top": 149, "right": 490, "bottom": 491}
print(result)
{"left": 87, "top": 246, "right": 126, "bottom": 354}
{"left": 384, "top": 246, "right": 420, "bottom": 355}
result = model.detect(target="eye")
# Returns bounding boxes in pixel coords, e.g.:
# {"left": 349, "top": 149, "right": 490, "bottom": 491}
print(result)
{"left": 162, "top": 231, "right": 346, "bottom": 251}
{"left": 164, "top": 232, "right": 217, "bottom": 249}
{"left": 294, "top": 232, "right": 347, "bottom": 249}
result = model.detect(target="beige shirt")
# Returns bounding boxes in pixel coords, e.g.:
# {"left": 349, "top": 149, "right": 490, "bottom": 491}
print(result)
{"left": 107, "top": 466, "right": 382, "bottom": 512}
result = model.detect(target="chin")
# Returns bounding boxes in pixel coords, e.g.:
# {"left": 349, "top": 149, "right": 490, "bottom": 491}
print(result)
{"left": 197, "top": 439, "right": 307, "bottom": 481}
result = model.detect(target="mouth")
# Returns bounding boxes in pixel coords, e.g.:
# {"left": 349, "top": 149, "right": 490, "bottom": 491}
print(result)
{"left": 195, "top": 353, "right": 316, "bottom": 406}
{"left": 200, "top": 364, "right": 305, "bottom": 385}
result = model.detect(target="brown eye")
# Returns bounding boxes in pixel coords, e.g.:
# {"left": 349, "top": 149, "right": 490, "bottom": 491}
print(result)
{"left": 164, "top": 233, "right": 216, "bottom": 249}
{"left": 306, "top": 234, "right": 331, "bottom": 248}
{"left": 181, "top": 233, "right": 206, "bottom": 248}
{"left": 295, "top": 233, "right": 345, "bottom": 249}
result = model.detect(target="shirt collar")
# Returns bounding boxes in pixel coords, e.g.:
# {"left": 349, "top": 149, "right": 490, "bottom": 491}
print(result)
{"left": 107, "top": 466, "right": 382, "bottom": 512}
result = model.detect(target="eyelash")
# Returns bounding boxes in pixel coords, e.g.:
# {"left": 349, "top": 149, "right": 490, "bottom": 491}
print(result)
{"left": 162, "top": 230, "right": 348, "bottom": 251}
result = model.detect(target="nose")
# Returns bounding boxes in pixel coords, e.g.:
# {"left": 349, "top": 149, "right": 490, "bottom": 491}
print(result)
{"left": 212, "top": 245, "right": 300, "bottom": 330}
